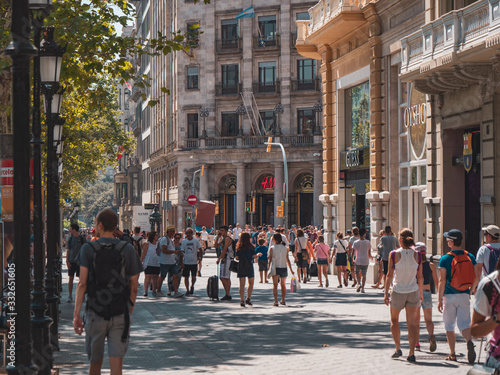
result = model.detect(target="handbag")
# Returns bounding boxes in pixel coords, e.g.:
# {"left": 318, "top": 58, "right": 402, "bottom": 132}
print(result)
{"left": 298, "top": 238, "right": 310, "bottom": 262}
{"left": 230, "top": 259, "right": 239, "bottom": 273}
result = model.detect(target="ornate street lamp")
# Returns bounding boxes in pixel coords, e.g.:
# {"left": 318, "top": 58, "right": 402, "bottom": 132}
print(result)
{"left": 312, "top": 101, "right": 323, "bottom": 135}
{"left": 273, "top": 103, "right": 284, "bottom": 135}
{"left": 40, "top": 25, "right": 65, "bottom": 355}
{"left": 236, "top": 104, "right": 246, "bottom": 136}
{"left": 199, "top": 107, "right": 209, "bottom": 138}
{"left": 149, "top": 206, "right": 162, "bottom": 232}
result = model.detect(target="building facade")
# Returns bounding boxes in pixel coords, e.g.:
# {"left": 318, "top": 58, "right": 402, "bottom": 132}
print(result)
{"left": 116, "top": 0, "right": 325, "bottom": 232}
{"left": 297, "top": 0, "right": 500, "bottom": 254}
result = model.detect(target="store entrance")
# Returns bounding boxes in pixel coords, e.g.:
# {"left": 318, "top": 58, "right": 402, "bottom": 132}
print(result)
{"left": 259, "top": 194, "right": 274, "bottom": 226}
{"left": 412, "top": 190, "right": 426, "bottom": 242}
{"left": 345, "top": 170, "right": 370, "bottom": 236}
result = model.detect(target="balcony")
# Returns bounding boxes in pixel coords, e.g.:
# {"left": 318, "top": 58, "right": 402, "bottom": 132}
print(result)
{"left": 185, "top": 139, "right": 199, "bottom": 149}
{"left": 291, "top": 78, "right": 321, "bottom": 92}
{"left": 252, "top": 81, "right": 280, "bottom": 96}
{"left": 216, "top": 38, "right": 242, "bottom": 53}
{"left": 295, "top": 0, "right": 368, "bottom": 59}
{"left": 206, "top": 137, "right": 238, "bottom": 147}
{"left": 280, "top": 134, "right": 315, "bottom": 146}
{"left": 252, "top": 35, "right": 281, "bottom": 51}
{"left": 400, "top": 0, "right": 500, "bottom": 92}
{"left": 215, "top": 83, "right": 242, "bottom": 97}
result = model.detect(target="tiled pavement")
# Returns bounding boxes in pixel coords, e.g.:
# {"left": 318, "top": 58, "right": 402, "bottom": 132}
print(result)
{"left": 54, "top": 251, "right": 476, "bottom": 374}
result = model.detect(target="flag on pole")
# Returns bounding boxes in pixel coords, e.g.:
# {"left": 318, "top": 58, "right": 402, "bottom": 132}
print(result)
{"left": 235, "top": 5, "right": 256, "bottom": 19}
{"left": 116, "top": 145, "right": 124, "bottom": 160}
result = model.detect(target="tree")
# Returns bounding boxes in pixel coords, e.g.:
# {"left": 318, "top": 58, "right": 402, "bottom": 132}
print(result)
{"left": 80, "top": 179, "right": 114, "bottom": 225}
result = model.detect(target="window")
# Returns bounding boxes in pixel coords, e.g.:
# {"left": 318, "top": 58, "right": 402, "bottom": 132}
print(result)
{"left": 221, "top": 112, "right": 238, "bottom": 136}
{"left": 221, "top": 64, "right": 239, "bottom": 94}
{"left": 345, "top": 82, "right": 370, "bottom": 149}
{"left": 124, "top": 89, "right": 130, "bottom": 110}
{"left": 259, "top": 16, "right": 276, "bottom": 45}
{"left": 258, "top": 62, "right": 276, "bottom": 91}
{"left": 296, "top": 12, "right": 310, "bottom": 21}
{"left": 121, "top": 183, "right": 128, "bottom": 199}
{"left": 297, "top": 109, "right": 315, "bottom": 134}
{"left": 187, "top": 113, "right": 199, "bottom": 138}
{"left": 115, "top": 184, "right": 121, "bottom": 200}
{"left": 259, "top": 111, "right": 275, "bottom": 135}
{"left": 187, "top": 22, "right": 200, "bottom": 47}
{"left": 221, "top": 19, "right": 238, "bottom": 48}
{"left": 297, "top": 59, "right": 316, "bottom": 90}
{"left": 132, "top": 173, "right": 139, "bottom": 199}
{"left": 187, "top": 66, "right": 199, "bottom": 89}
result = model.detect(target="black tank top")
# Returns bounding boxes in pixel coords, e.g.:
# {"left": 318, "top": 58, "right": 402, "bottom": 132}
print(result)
{"left": 422, "top": 262, "right": 432, "bottom": 286}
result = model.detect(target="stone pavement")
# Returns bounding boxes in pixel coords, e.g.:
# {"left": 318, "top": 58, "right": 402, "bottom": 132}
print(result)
{"left": 55, "top": 251, "right": 476, "bottom": 374}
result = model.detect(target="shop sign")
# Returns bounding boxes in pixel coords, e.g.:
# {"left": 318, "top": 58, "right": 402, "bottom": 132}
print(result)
{"left": 0, "top": 159, "right": 34, "bottom": 186}
{"left": 405, "top": 85, "right": 427, "bottom": 161}
{"left": 340, "top": 147, "right": 370, "bottom": 170}
{"left": 133, "top": 206, "right": 151, "bottom": 232}
{"left": 463, "top": 132, "right": 473, "bottom": 173}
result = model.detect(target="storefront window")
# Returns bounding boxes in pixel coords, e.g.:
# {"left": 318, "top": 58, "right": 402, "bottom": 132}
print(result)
{"left": 346, "top": 82, "right": 370, "bottom": 149}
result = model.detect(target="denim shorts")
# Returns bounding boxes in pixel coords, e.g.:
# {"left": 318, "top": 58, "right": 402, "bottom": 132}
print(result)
{"left": 275, "top": 267, "right": 287, "bottom": 278}
{"left": 421, "top": 289, "right": 433, "bottom": 309}
{"left": 160, "top": 263, "right": 178, "bottom": 279}
{"left": 317, "top": 258, "right": 328, "bottom": 266}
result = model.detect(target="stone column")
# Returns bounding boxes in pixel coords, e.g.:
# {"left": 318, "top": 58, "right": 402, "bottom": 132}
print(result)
{"left": 236, "top": 163, "right": 246, "bottom": 226}
{"left": 200, "top": 165, "right": 209, "bottom": 201}
{"left": 274, "top": 164, "right": 284, "bottom": 227}
{"left": 366, "top": 191, "right": 390, "bottom": 249}
{"left": 314, "top": 163, "right": 323, "bottom": 227}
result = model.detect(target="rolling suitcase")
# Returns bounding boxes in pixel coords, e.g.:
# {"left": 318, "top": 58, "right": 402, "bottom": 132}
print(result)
{"left": 207, "top": 263, "right": 219, "bottom": 301}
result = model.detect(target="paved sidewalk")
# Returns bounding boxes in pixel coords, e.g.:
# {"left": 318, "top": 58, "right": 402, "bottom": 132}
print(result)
{"left": 55, "top": 252, "right": 476, "bottom": 374}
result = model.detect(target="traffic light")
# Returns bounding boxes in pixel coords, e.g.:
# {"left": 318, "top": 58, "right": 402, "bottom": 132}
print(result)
{"left": 187, "top": 211, "right": 192, "bottom": 220}
{"left": 215, "top": 201, "right": 219, "bottom": 215}
{"left": 266, "top": 136, "right": 272, "bottom": 152}
{"left": 245, "top": 201, "right": 251, "bottom": 212}
{"left": 251, "top": 197, "right": 256, "bottom": 213}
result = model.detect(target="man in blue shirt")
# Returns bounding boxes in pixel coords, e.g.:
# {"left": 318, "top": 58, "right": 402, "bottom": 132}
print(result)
{"left": 438, "top": 229, "right": 480, "bottom": 363}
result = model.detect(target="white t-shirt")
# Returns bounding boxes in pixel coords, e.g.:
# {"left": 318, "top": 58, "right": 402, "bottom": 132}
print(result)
{"left": 181, "top": 238, "right": 202, "bottom": 265}
{"left": 476, "top": 243, "right": 500, "bottom": 277}
{"left": 233, "top": 227, "right": 243, "bottom": 240}
{"left": 353, "top": 239, "right": 371, "bottom": 266}
{"left": 334, "top": 239, "right": 349, "bottom": 254}
{"left": 201, "top": 231, "right": 209, "bottom": 241}
{"left": 280, "top": 234, "right": 289, "bottom": 247}
{"left": 159, "top": 236, "right": 176, "bottom": 265}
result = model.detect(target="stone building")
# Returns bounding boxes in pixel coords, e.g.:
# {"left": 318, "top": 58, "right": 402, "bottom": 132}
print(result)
{"left": 297, "top": 0, "right": 500, "bottom": 254}
{"left": 117, "top": 0, "right": 324, "bottom": 232}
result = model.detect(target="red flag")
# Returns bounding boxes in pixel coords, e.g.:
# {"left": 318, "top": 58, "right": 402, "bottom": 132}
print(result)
{"left": 116, "top": 145, "right": 124, "bottom": 160}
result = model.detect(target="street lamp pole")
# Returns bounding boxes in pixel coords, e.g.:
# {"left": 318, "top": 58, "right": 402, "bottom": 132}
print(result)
{"left": 236, "top": 104, "right": 246, "bottom": 136}
{"left": 273, "top": 103, "right": 284, "bottom": 136}
{"left": 4, "top": 0, "right": 37, "bottom": 373}
{"left": 199, "top": 107, "right": 209, "bottom": 138}
{"left": 265, "top": 140, "right": 288, "bottom": 232}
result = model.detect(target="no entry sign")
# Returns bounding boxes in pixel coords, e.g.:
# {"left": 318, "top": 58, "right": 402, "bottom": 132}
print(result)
{"left": 187, "top": 194, "right": 198, "bottom": 206}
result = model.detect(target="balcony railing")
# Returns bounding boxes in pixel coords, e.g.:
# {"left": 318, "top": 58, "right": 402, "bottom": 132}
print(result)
{"left": 205, "top": 137, "right": 237, "bottom": 147}
{"left": 280, "top": 134, "right": 314, "bottom": 146}
{"left": 252, "top": 34, "right": 281, "bottom": 50}
{"left": 291, "top": 78, "right": 320, "bottom": 92}
{"left": 242, "top": 136, "right": 268, "bottom": 147}
{"left": 400, "top": 0, "right": 497, "bottom": 77}
{"left": 216, "top": 38, "right": 242, "bottom": 53}
{"left": 186, "top": 139, "right": 199, "bottom": 149}
{"left": 309, "top": 0, "right": 370, "bottom": 35}
{"left": 215, "top": 83, "right": 242, "bottom": 96}
{"left": 252, "top": 81, "right": 280, "bottom": 95}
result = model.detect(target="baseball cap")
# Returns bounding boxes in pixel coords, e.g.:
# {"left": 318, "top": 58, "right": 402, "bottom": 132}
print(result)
{"left": 414, "top": 242, "right": 426, "bottom": 252}
{"left": 444, "top": 229, "right": 463, "bottom": 241}
{"left": 482, "top": 225, "right": 500, "bottom": 239}
{"left": 292, "top": 224, "right": 296, "bottom": 228}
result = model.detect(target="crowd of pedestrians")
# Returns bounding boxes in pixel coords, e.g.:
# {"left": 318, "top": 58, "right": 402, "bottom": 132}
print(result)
{"left": 67, "top": 213, "right": 500, "bottom": 371}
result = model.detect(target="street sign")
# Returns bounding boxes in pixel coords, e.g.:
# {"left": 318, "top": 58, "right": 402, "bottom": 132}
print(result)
{"left": 187, "top": 194, "right": 198, "bottom": 206}
{"left": 144, "top": 203, "right": 157, "bottom": 209}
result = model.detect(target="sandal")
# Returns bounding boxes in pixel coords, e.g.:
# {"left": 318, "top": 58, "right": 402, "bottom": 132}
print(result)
{"left": 280, "top": 301, "right": 286, "bottom": 306}
{"left": 445, "top": 354, "right": 457, "bottom": 361}
{"left": 273, "top": 301, "right": 279, "bottom": 307}
{"left": 245, "top": 298, "right": 252, "bottom": 306}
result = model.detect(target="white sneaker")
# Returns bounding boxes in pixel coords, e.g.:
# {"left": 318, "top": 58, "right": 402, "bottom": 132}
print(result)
{"left": 173, "top": 291, "right": 184, "bottom": 298}
{"left": 156, "top": 292, "right": 166, "bottom": 297}
{"left": 67, "top": 296, "right": 73, "bottom": 302}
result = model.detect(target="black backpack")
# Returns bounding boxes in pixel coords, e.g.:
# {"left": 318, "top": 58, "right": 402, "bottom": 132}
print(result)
{"left": 86, "top": 240, "right": 131, "bottom": 342}
{"left": 133, "top": 237, "right": 144, "bottom": 257}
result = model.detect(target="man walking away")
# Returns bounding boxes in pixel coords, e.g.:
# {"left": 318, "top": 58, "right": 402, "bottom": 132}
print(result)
{"left": 181, "top": 228, "right": 203, "bottom": 295}
{"left": 349, "top": 227, "right": 360, "bottom": 287}
{"left": 438, "top": 229, "right": 480, "bottom": 363}
{"left": 132, "top": 226, "right": 145, "bottom": 257}
{"left": 476, "top": 224, "right": 500, "bottom": 279}
{"left": 66, "top": 223, "right": 86, "bottom": 302}
{"left": 216, "top": 226, "right": 233, "bottom": 301}
{"left": 73, "top": 208, "right": 143, "bottom": 375}
{"left": 380, "top": 226, "right": 398, "bottom": 289}
{"left": 352, "top": 228, "right": 373, "bottom": 293}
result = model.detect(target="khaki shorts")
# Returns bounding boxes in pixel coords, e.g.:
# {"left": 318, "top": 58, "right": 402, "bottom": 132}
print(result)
{"left": 85, "top": 310, "right": 129, "bottom": 362}
{"left": 390, "top": 290, "right": 421, "bottom": 310}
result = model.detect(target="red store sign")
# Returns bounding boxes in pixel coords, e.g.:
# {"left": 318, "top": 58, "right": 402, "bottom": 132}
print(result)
{"left": 0, "top": 159, "right": 34, "bottom": 186}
